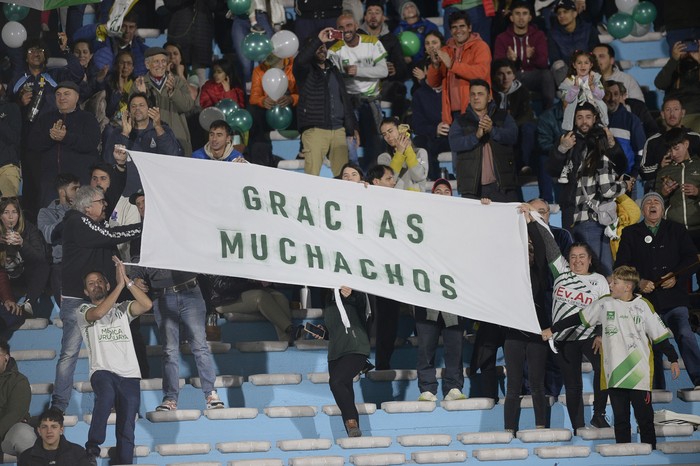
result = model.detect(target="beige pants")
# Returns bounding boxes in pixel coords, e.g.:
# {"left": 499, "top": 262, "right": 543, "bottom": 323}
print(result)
{"left": 216, "top": 289, "right": 292, "bottom": 340}
{"left": 302, "top": 128, "right": 349, "bottom": 177}
{"left": 0, "top": 165, "right": 21, "bottom": 197}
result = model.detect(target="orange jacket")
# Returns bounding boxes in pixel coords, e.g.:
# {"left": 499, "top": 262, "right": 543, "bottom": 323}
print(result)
{"left": 426, "top": 33, "right": 492, "bottom": 125}
{"left": 250, "top": 58, "right": 299, "bottom": 108}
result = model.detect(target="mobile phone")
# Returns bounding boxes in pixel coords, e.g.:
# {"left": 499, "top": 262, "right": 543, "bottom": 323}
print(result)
{"left": 328, "top": 29, "right": 343, "bottom": 40}
{"left": 304, "top": 322, "right": 327, "bottom": 340}
{"left": 683, "top": 40, "right": 699, "bottom": 52}
{"left": 621, "top": 174, "right": 633, "bottom": 181}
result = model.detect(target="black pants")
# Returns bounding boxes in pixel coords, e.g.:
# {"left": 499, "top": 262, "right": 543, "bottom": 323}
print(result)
{"left": 469, "top": 322, "right": 505, "bottom": 401}
{"left": 556, "top": 338, "right": 608, "bottom": 429}
{"left": 328, "top": 353, "right": 367, "bottom": 423}
{"left": 374, "top": 296, "right": 401, "bottom": 370}
{"left": 608, "top": 388, "right": 656, "bottom": 448}
{"left": 504, "top": 338, "right": 549, "bottom": 431}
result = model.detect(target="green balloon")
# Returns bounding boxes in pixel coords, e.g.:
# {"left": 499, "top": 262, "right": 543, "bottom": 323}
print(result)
{"left": 3, "top": 3, "right": 29, "bottom": 21}
{"left": 265, "top": 105, "right": 293, "bottom": 130}
{"left": 230, "top": 109, "right": 253, "bottom": 133}
{"left": 398, "top": 31, "right": 421, "bottom": 57}
{"left": 216, "top": 98, "right": 239, "bottom": 125}
{"left": 632, "top": 1, "right": 657, "bottom": 25}
{"left": 226, "top": 0, "right": 251, "bottom": 16}
{"left": 607, "top": 13, "right": 634, "bottom": 39}
{"left": 242, "top": 33, "right": 273, "bottom": 62}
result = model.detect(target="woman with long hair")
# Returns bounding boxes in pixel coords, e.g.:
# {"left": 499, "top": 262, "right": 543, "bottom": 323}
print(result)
{"left": 378, "top": 117, "right": 428, "bottom": 192}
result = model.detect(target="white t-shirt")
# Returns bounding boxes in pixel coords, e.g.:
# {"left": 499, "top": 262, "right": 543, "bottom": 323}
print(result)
{"left": 327, "top": 34, "right": 388, "bottom": 98}
{"left": 581, "top": 295, "right": 670, "bottom": 391}
{"left": 79, "top": 301, "right": 141, "bottom": 379}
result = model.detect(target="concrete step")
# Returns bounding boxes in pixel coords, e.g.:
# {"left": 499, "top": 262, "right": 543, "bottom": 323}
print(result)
{"left": 216, "top": 441, "right": 271, "bottom": 453}
{"left": 288, "top": 456, "right": 344, "bottom": 466}
{"left": 577, "top": 426, "right": 615, "bottom": 440}
{"left": 205, "top": 408, "right": 258, "bottom": 420}
{"left": 457, "top": 431, "right": 513, "bottom": 445}
{"left": 276, "top": 438, "right": 332, "bottom": 451}
{"left": 516, "top": 428, "right": 572, "bottom": 443}
{"left": 349, "top": 452, "right": 405, "bottom": 465}
{"left": 472, "top": 447, "right": 528, "bottom": 461}
{"left": 411, "top": 450, "right": 467, "bottom": 464}
{"left": 236, "top": 341, "right": 289, "bottom": 352}
{"left": 381, "top": 401, "right": 436, "bottom": 414}
{"left": 146, "top": 409, "right": 201, "bottom": 423}
{"left": 190, "top": 375, "right": 244, "bottom": 388}
{"left": 249, "top": 373, "right": 302, "bottom": 386}
{"left": 337, "top": 437, "right": 392, "bottom": 449}
{"left": 155, "top": 443, "right": 211, "bottom": 456}
{"left": 322, "top": 403, "right": 376, "bottom": 416}
{"left": 366, "top": 370, "right": 416, "bottom": 382}
{"left": 441, "top": 397, "right": 494, "bottom": 411}
{"left": 657, "top": 440, "right": 700, "bottom": 454}
{"left": 533, "top": 445, "right": 590, "bottom": 459}
{"left": 396, "top": 434, "right": 451, "bottom": 447}
{"left": 264, "top": 406, "right": 317, "bottom": 418}
{"left": 595, "top": 442, "right": 652, "bottom": 456}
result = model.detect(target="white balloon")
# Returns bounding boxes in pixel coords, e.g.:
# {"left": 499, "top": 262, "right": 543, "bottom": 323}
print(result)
{"left": 1, "top": 21, "right": 26, "bottom": 49}
{"left": 199, "top": 106, "right": 225, "bottom": 131}
{"left": 271, "top": 30, "right": 299, "bottom": 59}
{"left": 615, "top": 0, "right": 639, "bottom": 14}
{"left": 262, "top": 68, "right": 288, "bottom": 101}
{"left": 630, "top": 21, "right": 651, "bottom": 37}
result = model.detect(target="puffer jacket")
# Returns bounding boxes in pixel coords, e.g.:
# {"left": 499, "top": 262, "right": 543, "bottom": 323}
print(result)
{"left": 657, "top": 156, "right": 700, "bottom": 231}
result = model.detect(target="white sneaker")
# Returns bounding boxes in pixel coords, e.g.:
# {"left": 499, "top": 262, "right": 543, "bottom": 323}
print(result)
{"left": 206, "top": 391, "right": 225, "bottom": 409}
{"left": 444, "top": 388, "right": 466, "bottom": 401}
{"left": 418, "top": 391, "right": 437, "bottom": 402}
{"left": 557, "top": 175, "right": 569, "bottom": 184}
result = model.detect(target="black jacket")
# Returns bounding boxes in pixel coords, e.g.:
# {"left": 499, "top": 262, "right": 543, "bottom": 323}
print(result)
{"left": 615, "top": 219, "right": 698, "bottom": 313}
{"left": 61, "top": 210, "right": 141, "bottom": 298}
{"left": 294, "top": 36, "right": 358, "bottom": 136}
{"left": 18, "top": 436, "right": 91, "bottom": 466}
{"left": 0, "top": 99, "right": 21, "bottom": 169}
{"left": 448, "top": 102, "right": 518, "bottom": 197}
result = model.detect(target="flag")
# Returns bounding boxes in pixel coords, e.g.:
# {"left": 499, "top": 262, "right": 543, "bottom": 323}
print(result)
{"left": 7, "top": 0, "right": 100, "bottom": 11}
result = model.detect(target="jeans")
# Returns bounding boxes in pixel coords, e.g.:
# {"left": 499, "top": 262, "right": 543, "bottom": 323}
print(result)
{"left": 154, "top": 285, "right": 217, "bottom": 402}
{"left": 608, "top": 388, "right": 655, "bottom": 448}
{"left": 86, "top": 370, "right": 140, "bottom": 464}
{"left": 518, "top": 121, "right": 537, "bottom": 169}
{"left": 653, "top": 306, "right": 700, "bottom": 388}
{"left": 504, "top": 338, "right": 549, "bottom": 431}
{"left": 443, "top": 5, "right": 492, "bottom": 46}
{"left": 349, "top": 99, "right": 383, "bottom": 170}
{"left": 573, "top": 220, "right": 612, "bottom": 276}
{"left": 231, "top": 12, "right": 273, "bottom": 84}
{"left": 52, "top": 296, "right": 86, "bottom": 411}
{"left": 416, "top": 318, "right": 464, "bottom": 396}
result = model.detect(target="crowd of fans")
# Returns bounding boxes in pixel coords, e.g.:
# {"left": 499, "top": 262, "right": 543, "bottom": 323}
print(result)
{"left": 0, "top": 0, "right": 698, "bottom": 462}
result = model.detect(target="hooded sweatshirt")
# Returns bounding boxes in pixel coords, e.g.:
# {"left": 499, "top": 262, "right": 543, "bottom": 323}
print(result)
{"left": 0, "top": 357, "right": 30, "bottom": 441}
{"left": 192, "top": 141, "right": 243, "bottom": 162}
{"left": 494, "top": 24, "right": 549, "bottom": 72}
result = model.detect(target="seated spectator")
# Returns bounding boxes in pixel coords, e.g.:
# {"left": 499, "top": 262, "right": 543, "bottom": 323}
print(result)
{"left": 295, "top": 31, "right": 358, "bottom": 177}
{"left": 18, "top": 408, "right": 91, "bottom": 466}
{"left": 548, "top": 0, "right": 597, "bottom": 86}
{"left": 0, "top": 198, "right": 50, "bottom": 316}
{"left": 91, "top": 12, "right": 148, "bottom": 77}
{"left": 426, "top": 10, "right": 492, "bottom": 127}
{"left": 641, "top": 97, "right": 700, "bottom": 191}
{"left": 416, "top": 179, "right": 466, "bottom": 403}
{"left": 592, "top": 43, "right": 644, "bottom": 102}
{"left": 654, "top": 40, "right": 700, "bottom": 132}
{"left": 192, "top": 120, "right": 244, "bottom": 162}
{"left": 200, "top": 58, "right": 245, "bottom": 110}
{"left": 494, "top": 1, "right": 555, "bottom": 108}
{"left": 102, "top": 51, "right": 136, "bottom": 122}
{"left": 393, "top": 2, "right": 438, "bottom": 66}
{"left": 0, "top": 81, "right": 21, "bottom": 198}
{"left": 657, "top": 128, "right": 700, "bottom": 246}
{"left": 248, "top": 54, "right": 298, "bottom": 164}
{"left": 492, "top": 59, "right": 537, "bottom": 175}
{"left": 410, "top": 31, "right": 451, "bottom": 180}
{"left": 0, "top": 340, "right": 35, "bottom": 458}
{"left": 340, "top": 162, "right": 364, "bottom": 182}
{"left": 72, "top": 39, "right": 93, "bottom": 82}
{"left": 604, "top": 80, "right": 646, "bottom": 176}
{"left": 377, "top": 117, "right": 428, "bottom": 192}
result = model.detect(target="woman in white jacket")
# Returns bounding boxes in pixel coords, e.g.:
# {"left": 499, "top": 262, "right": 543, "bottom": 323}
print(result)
{"left": 378, "top": 117, "right": 428, "bottom": 192}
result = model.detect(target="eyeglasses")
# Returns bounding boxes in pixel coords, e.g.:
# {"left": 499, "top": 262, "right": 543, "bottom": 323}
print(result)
{"left": 27, "top": 48, "right": 45, "bottom": 55}
{"left": 91, "top": 199, "right": 107, "bottom": 205}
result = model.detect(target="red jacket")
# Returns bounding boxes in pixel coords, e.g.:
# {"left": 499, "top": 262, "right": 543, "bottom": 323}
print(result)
{"left": 199, "top": 80, "right": 245, "bottom": 109}
{"left": 426, "top": 33, "right": 492, "bottom": 125}
{"left": 493, "top": 24, "right": 549, "bottom": 72}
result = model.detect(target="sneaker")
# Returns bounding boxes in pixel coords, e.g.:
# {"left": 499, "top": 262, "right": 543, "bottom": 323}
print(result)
{"left": 155, "top": 399, "right": 177, "bottom": 412}
{"left": 86, "top": 455, "right": 98, "bottom": 466}
{"left": 418, "top": 391, "right": 438, "bottom": 402}
{"left": 590, "top": 413, "right": 611, "bottom": 428}
{"left": 444, "top": 388, "right": 467, "bottom": 401}
{"left": 344, "top": 419, "right": 362, "bottom": 437}
{"left": 20, "top": 300, "right": 33, "bottom": 318}
{"left": 557, "top": 175, "right": 569, "bottom": 184}
{"left": 206, "top": 391, "right": 225, "bottom": 409}
{"left": 250, "top": 23, "right": 265, "bottom": 33}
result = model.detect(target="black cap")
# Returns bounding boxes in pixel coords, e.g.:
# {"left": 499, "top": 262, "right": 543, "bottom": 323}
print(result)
{"left": 144, "top": 46, "right": 167, "bottom": 58}
{"left": 554, "top": 0, "right": 576, "bottom": 11}
{"left": 56, "top": 81, "right": 79, "bottom": 93}
{"left": 129, "top": 189, "right": 144, "bottom": 205}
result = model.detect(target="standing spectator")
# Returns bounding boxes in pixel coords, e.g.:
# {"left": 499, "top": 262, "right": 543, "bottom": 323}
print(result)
{"left": 200, "top": 58, "right": 245, "bottom": 110}
{"left": 654, "top": 40, "right": 700, "bottom": 132}
{"left": 615, "top": 192, "right": 700, "bottom": 390}
{"left": 641, "top": 97, "right": 700, "bottom": 191}
{"left": 18, "top": 408, "right": 90, "bottom": 466}
{"left": 536, "top": 101, "right": 565, "bottom": 203}
{"left": 426, "top": 10, "right": 492, "bottom": 127}
{"left": 448, "top": 78, "right": 518, "bottom": 201}
{"left": 0, "top": 340, "right": 35, "bottom": 458}
{"left": 26, "top": 81, "right": 100, "bottom": 209}
{"left": 102, "top": 51, "right": 136, "bottom": 122}
{"left": 493, "top": 1, "right": 555, "bottom": 108}
{"left": 164, "top": 42, "right": 200, "bottom": 104}
{"left": 37, "top": 174, "right": 80, "bottom": 303}
{"left": 604, "top": 80, "right": 646, "bottom": 176}
{"left": 393, "top": 1, "right": 438, "bottom": 66}
{"left": 592, "top": 44, "right": 644, "bottom": 102}
{"left": 91, "top": 12, "right": 149, "bottom": 78}
{"left": 133, "top": 47, "right": 195, "bottom": 155}
{"left": 328, "top": 11, "right": 389, "bottom": 169}
{"left": 78, "top": 258, "right": 151, "bottom": 465}
{"left": 0, "top": 83, "right": 21, "bottom": 197}
{"left": 548, "top": 0, "right": 597, "bottom": 86}
{"left": 295, "top": 31, "right": 358, "bottom": 177}
{"left": 294, "top": 0, "right": 343, "bottom": 44}
{"left": 50, "top": 186, "right": 141, "bottom": 414}
{"left": 441, "top": 0, "right": 495, "bottom": 47}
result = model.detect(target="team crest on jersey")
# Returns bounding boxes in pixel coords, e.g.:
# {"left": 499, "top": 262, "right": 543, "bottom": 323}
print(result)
{"left": 604, "top": 325, "right": 618, "bottom": 336}
{"left": 606, "top": 311, "right": 615, "bottom": 321}
{"left": 150, "top": 138, "right": 156, "bottom": 148}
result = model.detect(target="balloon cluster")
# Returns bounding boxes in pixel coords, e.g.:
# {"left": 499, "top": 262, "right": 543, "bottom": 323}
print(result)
{"left": 1, "top": 4, "right": 29, "bottom": 49}
{"left": 608, "top": 0, "right": 657, "bottom": 39}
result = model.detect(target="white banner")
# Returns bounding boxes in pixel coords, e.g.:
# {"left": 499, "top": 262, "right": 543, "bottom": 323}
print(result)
{"left": 131, "top": 151, "right": 540, "bottom": 334}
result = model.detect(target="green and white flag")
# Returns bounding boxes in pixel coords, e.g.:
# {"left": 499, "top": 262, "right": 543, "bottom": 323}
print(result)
{"left": 6, "top": 0, "right": 100, "bottom": 11}
{"left": 130, "top": 151, "right": 541, "bottom": 335}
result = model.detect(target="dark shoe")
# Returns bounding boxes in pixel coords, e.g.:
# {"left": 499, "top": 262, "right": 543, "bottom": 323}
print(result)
{"left": 86, "top": 454, "right": 98, "bottom": 466}
{"left": 360, "top": 359, "right": 375, "bottom": 375}
{"left": 250, "top": 24, "right": 265, "bottom": 33}
{"left": 287, "top": 324, "right": 304, "bottom": 346}
{"left": 345, "top": 419, "right": 362, "bottom": 437}
{"left": 590, "top": 413, "right": 610, "bottom": 428}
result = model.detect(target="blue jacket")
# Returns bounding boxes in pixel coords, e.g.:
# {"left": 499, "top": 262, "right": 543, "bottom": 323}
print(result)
{"left": 92, "top": 36, "right": 148, "bottom": 77}
{"left": 548, "top": 20, "right": 597, "bottom": 65}
{"left": 607, "top": 105, "right": 646, "bottom": 176}
{"left": 410, "top": 82, "right": 442, "bottom": 138}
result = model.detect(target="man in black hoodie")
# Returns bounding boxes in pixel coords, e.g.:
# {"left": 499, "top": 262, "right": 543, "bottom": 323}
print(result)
{"left": 0, "top": 340, "right": 35, "bottom": 458}
{"left": 0, "top": 82, "right": 21, "bottom": 197}
{"left": 50, "top": 186, "right": 141, "bottom": 414}
{"left": 18, "top": 408, "right": 90, "bottom": 466}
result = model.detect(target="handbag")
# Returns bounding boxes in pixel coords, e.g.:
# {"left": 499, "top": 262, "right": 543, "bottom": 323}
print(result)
{"left": 581, "top": 184, "right": 618, "bottom": 226}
